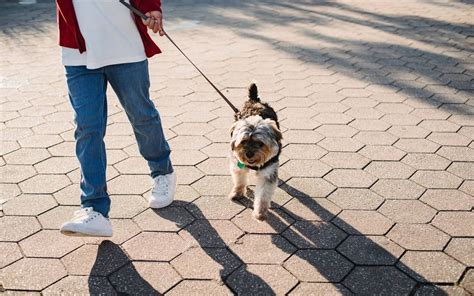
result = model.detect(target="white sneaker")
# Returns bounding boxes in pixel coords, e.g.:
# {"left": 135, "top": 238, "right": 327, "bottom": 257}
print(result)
{"left": 60, "top": 207, "right": 113, "bottom": 237}
{"left": 149, "top": 171, "right": 176, "bottom": 208}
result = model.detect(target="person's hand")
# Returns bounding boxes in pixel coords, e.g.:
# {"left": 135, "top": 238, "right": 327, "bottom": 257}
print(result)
{"left": 142, "top": 11, "right": 164, "bottom": 36}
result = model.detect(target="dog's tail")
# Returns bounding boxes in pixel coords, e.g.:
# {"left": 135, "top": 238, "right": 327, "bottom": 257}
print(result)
{"left": 248, "top": 83, "right": 260, "bottom": 102}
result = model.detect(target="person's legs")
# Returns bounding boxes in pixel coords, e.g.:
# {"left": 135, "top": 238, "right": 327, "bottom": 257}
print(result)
{"left": 105, "top": 60, "right": 173, "bottom": 177}
{"left": 65, "top": 65, "right": 110, "bottom": 218}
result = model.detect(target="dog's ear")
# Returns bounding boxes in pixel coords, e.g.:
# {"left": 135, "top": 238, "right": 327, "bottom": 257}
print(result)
{"left": 265, "top": 119, "right": 282, "bottom": 142}
{"left": 230, "top": 121, "right": 240, "bottom": 150}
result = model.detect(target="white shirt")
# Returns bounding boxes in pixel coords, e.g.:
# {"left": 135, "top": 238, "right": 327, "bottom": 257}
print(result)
{"left": 61, "top": 0, "right": 146, "bottom": 69}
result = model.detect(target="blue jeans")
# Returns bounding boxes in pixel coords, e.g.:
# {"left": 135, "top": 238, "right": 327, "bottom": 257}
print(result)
{"left": 65, "top": 60, "right": 173, "bottom": 218}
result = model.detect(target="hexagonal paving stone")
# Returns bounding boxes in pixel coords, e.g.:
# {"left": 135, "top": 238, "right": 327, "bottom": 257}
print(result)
{"left": 349, "top": 119, "right": 390, "bottom": 131}
{"left": 343, "top": 266, "right": 416, "bottom": 295}
{"left": 83, "top": 218, "right": 141, "bottom": 245}
{"left": 460, "top": 180, "right": 474, "bottom": 196}
{"left": 428, "top": 132, "right": 471, "bottom": 146}
{"left": 0, "top": 216, "right": 41, "bottom": 242}
{"left": 398, "top": 251, "right": 466, "bottom": 283}
{"left": 359, "top": 145, "right": 406, "bottom": 161}
{"left": 401, "top": 153, "right": 451, "bottom": 170}
{"left": 134, "top": 207, "right": 195, "bottom": 231}
{"left": 420, "top": 189, "right": 473, "bottom": 211}
{"left": 169, "top": 135, "right": 211, "bottom": 150}
{"left": 461, "top": 269, "right": 474, "bottom": 294}
{"left": 48, "top": 141, "right": 76, "bottom": 157}
{"left": 387, "top": 224, "right": 450, "bottom": 251}
{"left": 107, "top": 175, "right": 151, "bottom": 195}
{"left": 283, "top": 198, "right": 340, "bottom": 221}
{"left": 3, "top": 148, "right": 50, "bottom": 165}
{"left": 123, "top": 232, "right": 188, "bottom": 261}
{"left": 289, "top": 283, "right": 352, "bottom": 296}
{"left": 283, "top": 178, "right": 336, "bottom": 198}
{"left": 186, "top": 196, "right": 244, "bottom": 220}
{"left": 411, "top": 171, "right": 462, "bottom": 189}
{"left": 382, "top": 114, "right": 421, "bottom": 126}
{"left": 282, "top": 221, "right": 346, "bottom": 249}
{"left": 324, "top": 169, "right": 377, "bottom": 188}
{"left": 171, "top": 247, "right": 240, "bottom": 280}
{"left": 34, "top": 156, "right": 78, "bottom": 174}
{"left": 0, "top": 258, "right": 67, "bottom": 290}
{"left": 281, "top": 159, "right": 331, "bottom": 177}
{"left": 2, "top": 194, "right": 57, "bottom": 215}
{"left": 174, "top": 185, "right": 200, "bottom": 203}
{"left": 53, "top": 184, "right": 81, "bottom": 206}
{"left": 371, "top": 179, "right": 425, "bottom": 200}
{"left": 419, "top": 120, "right": 460, "bottom": 132}
{"left": 0, "top": 183, "right": 21, "bottom": 202}
{"left": 281, "top": 118, "right": 320, "bottom": 130}
{"left": 394, "top": 139, "right": 440, "bottom": 153}
{"left": 109, "top": 262, "right": 181, "bottom": 295}
{"left": 172, "top": 122, "right": 215, "bottom": 135}
{"left": 338, "top": 235, "right": 404, "bottom": 265}
{"left": 283, "top": 130, "right": 324, "bottom": 144}
{"left": 414, "top": 285, "right": 470, "bottom": 296}
{"left": 37, "top": 206, "right": 76, "bottom": 229}
{"left": 445, "top": 238, "right": 474, "bottom": 266}
{"left": 180, "top": 220, "right": 244, "bottom": 248}
{"left": 432, "top": 212, "right": 474, "bottom": 236}
{"left": 227, "top": 264, "right": 298, "bottom": 295}
{"left": 321, "top": 152, "right": 370, "bottom": 169}
{"left": 108, "top": 195, "right": 147, "bottom": 218}
{"left": 171, "top": 150, "right": 208, "bottom": 166}
{"left": 354, "top": 131, "right": 398, "bottom": 145}
{"left": 19, "top": 229, "right": 83, "bottom": 258}
{"left": 42, "top": 276, "right": 116, "bottom": 296}
{"left": 18, "top": 134, "right": 63, "bottom": 148}
{"left": 318, "top": 138, "right": 363, "bottom": 152}
{"left": 113, "top": 157, "right": 149, "bottom": 174}
{"left": 284, "top": 250, "right": 353, "bottom": 282}
{"left": 364, "top": 161, "right": 415, "bottom": 179}
{"left": 316, "top": 125, "right": 358, "bottom": 137}
{"left": 388, "top": 125, "right": 430, "bottom": 139}
{"left": 230, "top": 234, "right": 295, "bottom": 264}
{"left": 378, "top": 200, "right": 437, "bottom": 223}
{"left": 19, "top": 174, "right": 71, "bottom": 194}
{"left": 191, "top": 175, "right": 233, "bottom": 196}
{"left": 437, "top": 146, "right": 474, "bottom": 162}
{"left": 0, "top": 164, "right": 37, "bottom": 183}
{"left": 282, "top": 144, "right": 327, "bottom": 160}
{"left": 196, "top": 157, "right": 229, "bottom": 175}
{"left": 166, "top": 280, "right": 232, "bottom": 296}
{"left": 61, "top": 242, "right": 130, "bottom": 276}
{"left": 328, "top": 188, "right": 384, "bottom": 210}
{"left": 231, "top": 208, "right": 294, "bottom": 234}
{"left": 448, "top": 162, "right": 474, "bottom": 179}
{"left": 174, "top": 166, "right": 204, "bottom": 185}
{"left": 334, "top": 210, "right": 394, "bottom": 235}
{"left": 0, "top": 242, "right": 22, "bottom": 268}
{"left": 201, "top": 142, "right": 231, "bottom": 158}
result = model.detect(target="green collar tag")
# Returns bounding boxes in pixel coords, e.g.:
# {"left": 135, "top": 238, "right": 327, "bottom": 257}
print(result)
{"left": 237, "top": 161, "right": 245, "bottom": 169}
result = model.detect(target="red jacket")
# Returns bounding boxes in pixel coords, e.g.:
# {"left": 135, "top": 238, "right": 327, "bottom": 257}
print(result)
{"left": 56, "top": 0, "right": 162, "bottom": 58}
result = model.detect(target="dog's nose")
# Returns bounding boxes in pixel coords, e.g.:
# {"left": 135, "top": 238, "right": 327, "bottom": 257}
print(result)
{"left": 246, "top": 151, "right": 254, "bottom": 158}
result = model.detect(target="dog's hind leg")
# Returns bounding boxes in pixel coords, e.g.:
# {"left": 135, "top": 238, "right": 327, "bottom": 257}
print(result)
{"left": 253, "top": 164, "right": 278, "bottom": 221}
{"left": 229, "top": 161, "right": 248, "bottom": 200}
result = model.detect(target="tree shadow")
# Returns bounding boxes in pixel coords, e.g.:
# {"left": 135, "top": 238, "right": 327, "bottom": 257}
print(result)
{"left": 165, "top": 0, "right": 473, "bottom": 115}
{"left": 88, "top": 240, "right": 161, "bottom": 295}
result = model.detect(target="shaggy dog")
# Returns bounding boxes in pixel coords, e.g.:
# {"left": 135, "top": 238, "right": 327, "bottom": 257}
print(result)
{"left": 229, "top": 83, "right": 282, "bottom": 221}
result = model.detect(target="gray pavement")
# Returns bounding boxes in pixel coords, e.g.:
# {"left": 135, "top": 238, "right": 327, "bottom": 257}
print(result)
{"left": 0, "top": 0, "right": 473, "bottom": 294}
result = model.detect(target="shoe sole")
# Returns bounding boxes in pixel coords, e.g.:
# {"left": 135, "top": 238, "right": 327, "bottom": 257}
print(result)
{"left": 149, "top": 198, "right": 174, "bottom": 209}
{"left": 60, "top": 229, "right": 113, "bottom": 237}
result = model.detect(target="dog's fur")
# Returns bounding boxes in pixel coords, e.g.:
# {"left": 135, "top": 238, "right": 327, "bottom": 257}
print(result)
{"left": 229, "top": 83, "right": 282, "bottom": 221}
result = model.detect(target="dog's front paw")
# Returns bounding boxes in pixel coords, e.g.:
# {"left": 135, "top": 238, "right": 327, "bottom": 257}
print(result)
{"left": 228, "top": 190, "right": 245, "bottom": 201}
{"left": 252, "top": 209, "right": 268, "bottom": 222}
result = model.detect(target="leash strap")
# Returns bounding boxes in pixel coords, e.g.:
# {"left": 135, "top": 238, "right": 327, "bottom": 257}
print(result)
{"left": 164, "top": 33, "right": 240, "bottom": 113}
{"left": 119, "top": 0, "right": 239, "bottom": 113}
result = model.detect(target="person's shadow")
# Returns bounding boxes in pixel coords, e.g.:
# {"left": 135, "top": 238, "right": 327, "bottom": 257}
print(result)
{"left": 88, "top": 240, "right": 161, "bottom": 295}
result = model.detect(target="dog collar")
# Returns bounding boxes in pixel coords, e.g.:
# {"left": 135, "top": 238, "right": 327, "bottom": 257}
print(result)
{"left": 243, "top": 144, "right": 282, "bottom": 171}
{"left": 237, "top": 160, "right": 246, "bottom": 169}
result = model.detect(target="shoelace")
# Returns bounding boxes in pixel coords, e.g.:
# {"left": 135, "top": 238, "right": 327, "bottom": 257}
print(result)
{"left": 72, "top": 207, "right": 95, "bottom": 222}
{"left": 153, "top": 175, "right": 169, "bottom": 194}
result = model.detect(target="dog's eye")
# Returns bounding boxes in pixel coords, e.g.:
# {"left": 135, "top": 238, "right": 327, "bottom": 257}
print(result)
{"left": 256, "top": 142, "right": 264, "bottom": 148}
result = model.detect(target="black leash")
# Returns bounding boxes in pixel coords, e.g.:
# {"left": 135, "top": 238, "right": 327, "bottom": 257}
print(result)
{"left": 119, "top": 0, "right": 239, "bottom": 113}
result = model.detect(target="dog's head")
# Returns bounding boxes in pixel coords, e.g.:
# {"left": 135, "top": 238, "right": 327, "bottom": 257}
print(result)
{"left": 230, "top": 115, "right": 282, "bottom": 167}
